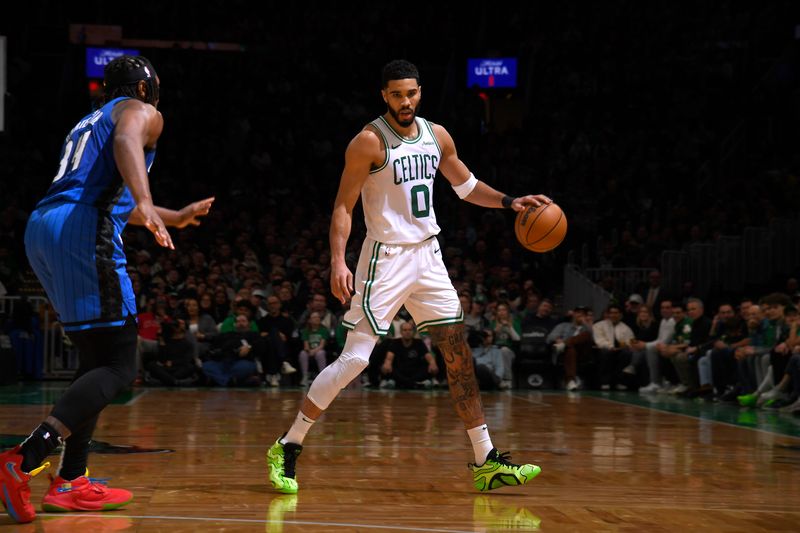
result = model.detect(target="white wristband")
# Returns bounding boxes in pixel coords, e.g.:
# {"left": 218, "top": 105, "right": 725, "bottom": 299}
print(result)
{"left": 452, "top": 173, "right": 479, "bottom": 199}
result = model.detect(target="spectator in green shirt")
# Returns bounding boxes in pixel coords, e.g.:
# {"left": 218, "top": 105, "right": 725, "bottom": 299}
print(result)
{"left": 490, "top": 303, "right": 521, "bottom": 348}
{"left": 488, "top": 303, "right": 520, "bottom": 384}
{"left": 299, "top": 312, "right": 329, "bottom": 386}
{"left": 219, "top": 300, "right": 259, "bottom": 334}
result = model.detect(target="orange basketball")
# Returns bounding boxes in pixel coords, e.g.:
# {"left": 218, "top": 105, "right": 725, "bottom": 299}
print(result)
{"left": 515, "top": 202, "right": 567, "bottom": 252}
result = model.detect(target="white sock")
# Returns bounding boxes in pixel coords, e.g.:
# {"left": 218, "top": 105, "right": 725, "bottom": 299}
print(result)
{"left": 281, "top": 411, "right": 316, "bottom": 445}
{"left": 467, "top": 424, "right": 494, "bottom": 465}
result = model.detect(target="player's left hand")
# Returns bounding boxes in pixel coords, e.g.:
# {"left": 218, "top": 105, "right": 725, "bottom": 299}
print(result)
{"left": 139, "top": 202, "right": 174, "bottom": 250}
{"left": 176, "top": 197, "right": 215, "bottom": 228}
{"left": 511, "top": 194, "right": 551, "bottom": 212}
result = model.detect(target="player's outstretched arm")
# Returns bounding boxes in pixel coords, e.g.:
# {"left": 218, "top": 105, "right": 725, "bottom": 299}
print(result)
{"left": 112, "top": 99, "right": 173, "bottom": 249}
{"left": 129, "top": 197, "right": 215, "bottom": 228}
{"left": 330, "top": 129, "right": 382, "bottom": 304}
{"left": 431, "top": 123, "right": 550, "bottom": 211}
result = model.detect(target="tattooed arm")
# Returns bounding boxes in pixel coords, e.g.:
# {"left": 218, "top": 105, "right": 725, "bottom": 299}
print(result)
{"left": 429, "top": 323, "right": 486, "bottom": 428}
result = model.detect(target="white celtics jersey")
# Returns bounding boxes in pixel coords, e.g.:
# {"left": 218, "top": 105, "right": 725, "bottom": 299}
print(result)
{"left": 362, "top": 115, "right": 442, "bottom": 244}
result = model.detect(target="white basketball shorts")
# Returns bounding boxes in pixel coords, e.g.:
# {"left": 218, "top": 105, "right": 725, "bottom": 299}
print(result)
{"left": 342, "top": 236, "right": 463, "bottom": 335}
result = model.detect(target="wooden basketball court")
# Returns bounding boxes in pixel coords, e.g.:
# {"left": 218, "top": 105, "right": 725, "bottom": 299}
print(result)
{"left": 1, "top": 385, "right": 799, "bottom": 532}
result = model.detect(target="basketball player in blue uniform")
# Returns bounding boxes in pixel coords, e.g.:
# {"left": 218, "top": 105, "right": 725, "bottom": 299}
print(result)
{"left": 0, "top": 56, "right": 214, "bottom": 523}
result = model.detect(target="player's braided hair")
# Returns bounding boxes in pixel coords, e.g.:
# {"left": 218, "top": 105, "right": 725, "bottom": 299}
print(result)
{"left": 103, "top": 55, "right": 158, "bottom": 104}
{"left": 381, "top": 59, "right": 420, "bottom": 87}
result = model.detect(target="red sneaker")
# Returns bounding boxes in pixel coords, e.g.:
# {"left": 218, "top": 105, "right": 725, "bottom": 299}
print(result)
{"left": 0, "top": 445, "right": 50, "bottom": 523}
{"left": 42, "top": 474, "right": 133, "bottom": 512}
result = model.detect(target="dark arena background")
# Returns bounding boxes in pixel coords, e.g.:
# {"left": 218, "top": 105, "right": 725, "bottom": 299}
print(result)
{"left": 1, "top": 2, "right": 799, "bottom": 531}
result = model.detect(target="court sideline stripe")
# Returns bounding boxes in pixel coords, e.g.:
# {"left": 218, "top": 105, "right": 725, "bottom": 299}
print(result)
{"left": 510, "top": 393, "right": 551, "bottom": 406}
{"left": 124, "top": 389, "right": 150, "bottom": 406}
{"left": 589, "top": 394, "right": 800, "bottom": 440}
{"left": 39, "top": 513, "right": 474, "bottom": 532}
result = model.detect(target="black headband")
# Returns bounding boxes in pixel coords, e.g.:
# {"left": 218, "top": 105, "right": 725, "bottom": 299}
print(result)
{"left": 105, "top": 60, "right": 156, "bottom": 87}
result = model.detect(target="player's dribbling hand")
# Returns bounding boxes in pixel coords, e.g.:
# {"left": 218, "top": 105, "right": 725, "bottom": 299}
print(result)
{"left": 331, "top": 260, "right": 353, "bottom": 304}
{"left": 511, "top": 194, "right": 552, "bottom": 212}
{"left": 139, "top": 203, "right": 174, "bottom": 250}
{"left": 176, "top": 197, "right": 215, "bottom": 228}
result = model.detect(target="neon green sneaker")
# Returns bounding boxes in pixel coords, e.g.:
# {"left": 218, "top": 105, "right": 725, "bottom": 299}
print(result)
{"left": 470, "top": 448, "right": 541, "bottom": 492}
{"left": 266, "top": 437, "right": 303, "bottom": 494}
{"left": 737, "top": 393, "right": 758, "bottom": 407}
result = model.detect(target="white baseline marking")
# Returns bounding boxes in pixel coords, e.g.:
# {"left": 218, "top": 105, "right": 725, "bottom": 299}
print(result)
{"left": 39, "top": 513, "right": 474, "bottom": 532}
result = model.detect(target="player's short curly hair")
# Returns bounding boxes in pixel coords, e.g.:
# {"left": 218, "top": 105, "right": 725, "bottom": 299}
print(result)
{"left": 103, "top": 55, "right": 159, "bottom": 105}
{"left": 381, "top": 59, "right": 420, "bottom": 88}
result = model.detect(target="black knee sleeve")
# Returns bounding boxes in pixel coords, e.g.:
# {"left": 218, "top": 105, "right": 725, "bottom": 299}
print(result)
{"left": 50, "top": 319, "right": 138, "bottom": 432}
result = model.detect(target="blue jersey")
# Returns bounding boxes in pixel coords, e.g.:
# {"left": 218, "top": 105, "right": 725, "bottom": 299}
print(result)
{"left": 24, "top": 97, "right": 157, "bottom": 331}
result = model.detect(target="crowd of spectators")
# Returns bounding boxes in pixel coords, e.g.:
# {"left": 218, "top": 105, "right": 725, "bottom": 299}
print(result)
{"left": 1, "top": 2, "right": 799, "bottom": 405}
{"left": 531, "top": 286, "right": 800, "bottom": 416}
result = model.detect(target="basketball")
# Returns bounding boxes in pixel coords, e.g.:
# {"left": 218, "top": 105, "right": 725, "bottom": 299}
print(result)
{"left": 514, "top": 202, "right": 567, "bottom": 252}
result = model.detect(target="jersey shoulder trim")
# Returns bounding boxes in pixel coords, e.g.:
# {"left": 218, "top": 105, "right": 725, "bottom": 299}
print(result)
{"left": 367, "top": 121, "right": 390, "bottom": 174}
{"left": 422, "top": 119, "right": 442, "bottom": 157}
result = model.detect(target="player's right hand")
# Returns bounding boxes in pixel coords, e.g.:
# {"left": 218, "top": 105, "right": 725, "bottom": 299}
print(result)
{"left": 511, "top": 194, "right": 551, "bottom": 211}
{"left": 139, "top": 203, "right": 174, "bottom": 250}
{"left": 176, "top": 196, "right": 215, "bottom": 228}
{"left": 331, "top": 260, "right": 353, "bottom": 304}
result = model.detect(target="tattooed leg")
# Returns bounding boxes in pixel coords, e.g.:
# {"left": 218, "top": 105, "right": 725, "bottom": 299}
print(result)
{"left": 429, "top": 323, "right": 485, "bottom": 428}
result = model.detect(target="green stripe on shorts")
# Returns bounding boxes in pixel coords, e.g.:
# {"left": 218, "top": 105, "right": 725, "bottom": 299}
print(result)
{"left": 416, "top": 307, "right": 465, "bottom": 331}
{"left": 363, "top": 241, "right": 389, "bottom": 336}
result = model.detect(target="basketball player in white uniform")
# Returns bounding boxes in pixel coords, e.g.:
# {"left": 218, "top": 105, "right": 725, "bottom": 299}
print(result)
{"left": 268, "top": 60, "right": 550, "bottom": 493}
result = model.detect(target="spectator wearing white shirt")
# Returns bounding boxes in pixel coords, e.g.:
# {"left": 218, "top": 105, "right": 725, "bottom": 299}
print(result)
{"left": 593, "top": 304, "right": 634, "bottom": 390}
{"left": 632, "top": 299, "right": 675, "bottom": 393}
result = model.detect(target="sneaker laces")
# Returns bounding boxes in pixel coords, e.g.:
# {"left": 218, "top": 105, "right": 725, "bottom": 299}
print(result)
{"left": 491, "top": 450, "right": 520, "bottom": 468}
{"left": 47, "top": 473, "right": 110, "bottom": 493}
{"left": 85, "top": 468, "right": 111, "bottom": 486}
{"left": 89, "top": 481, "right": 110, "bottom": 494}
